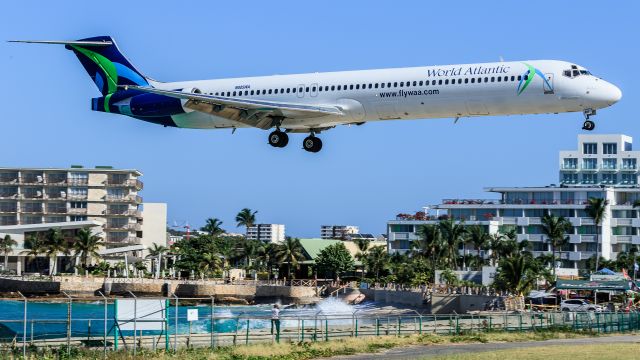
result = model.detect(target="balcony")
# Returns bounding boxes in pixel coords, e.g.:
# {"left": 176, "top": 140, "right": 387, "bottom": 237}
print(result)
{"left": 569, "top": 234, "right": 581, "bottom": 244}
{"left": 611, "top": 218, "right": 633, "bottom": 227}
{"left": 105, "top": 179, "right": 143, "bottom": 190}
{"left": 67, "top": 179, "right": 88, "bottom": 186}
{"left": 632, "top": 236, "right": 640, "bottom": 245}
{"left": 106, "top": 236, "right": 142, "bottom": 245}
{"left": 68, "top": 208, "right": 88, "bottom": 215}
{"left": 67, "top": 194, "right": 88, "bottom": 200}
{"left": 46, "top": 208, "right": 67, "bottom": 214}
{"left": 568, "top": 252, "right": 582, "bottom": 261}
{"left": 105, "top": 195, "right": 142, "bottom": 203}
{"left": 579, "top": 235, "right": 596, "bottom": 242}
{"left": 0, "top": 194, "right": 19, "bottom": 200}
{"left": 0, "top": 208, "right": 18, "bottom": 214}
{"left": 0, "top": 178, "right": 19, "bottom": 185}
{"left": 600, "top": 164, "right": 619, "bottom": 172}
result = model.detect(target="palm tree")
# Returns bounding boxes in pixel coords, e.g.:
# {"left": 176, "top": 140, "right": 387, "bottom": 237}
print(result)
{"left": 585, "top": 197, "right": 609, "bottom": 272}
{"left": 467, "top": 225, "right": 489, "bottom": 270}
{"left": 365, "top": 245, "right": 389, "bottom": 282}
{"left": 235, "top": 208, "right": 257, "bottom": 234}
{"left": 353, "top": 238, "right": 371, "bottom": 280}
{"left": 43, "top": 228, "right": 69, "bottom": 275}
{"left": 0, "top": 234, "right": 17, "bottom": 272}
{"left": 21, "top": 235, "right": 45, "bottom": 273}
{"left": 438, "top": 219, "right": 466, "bottom": 270}
{"left": 413, "top": 224, "right": 443, "bottom": 279}
{"left": 201, "top": 218, "right": 225, "bottom": 237}
{"left": 198, "top": 251, "right": 222, "bottom": 279}
{"left": 272, "top": 237, "right": 305, "bottom": 279}
{"left": 487, "top": 232, "right": 506, "bottom": 266}
{"left": 495, "top": 253, "right": 540, "bottom": 295}
{"left": 237, "top": 239, "right": 264, "bottom": 269}
{"left": 541, "top": 214, "right": 573, "bottom": 278}
{"left": 72, "top": 228, "right": 104, "bottom": 277}
{"left": 147, "top": 243, "right": 169, "bottom": 278}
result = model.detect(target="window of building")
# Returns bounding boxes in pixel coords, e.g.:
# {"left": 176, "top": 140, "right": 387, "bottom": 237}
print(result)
{"left": 621, "top": 173, "right": 637, "bottom": 185}
{"left": 578, "top": 225, "right": 597, "bottom": 235}
{"left": 622, "top": 158, "right": 637, "bottom": 169}
{"left": 390, "top": 224, "right": 414, "bottom": 233}
{"left": 68, "top": 172, "right": 88, "bottom": 184}
{"left": 583, "top": 142, "right": 598, "bottom": 154}
{"left": 612, "top": 226, "right": 634, "bottom": 235}
{"left": 562, "top": 173, "right": 579, "bottom": 184}
{"left": 500, "top": 209, "right": 523, "bottom": 217}
{"left": 531, "top": 242, "right": 547, "bottom": 251}
{"left": 560, "top": 192, "right": 575, "bottom": 204}
{"left": 601, "top": 173, "right": 617, "bottom": 184}
{"left": 583, "top": 158, "right": 597, "bottom": 170}
{"left": 70, "top": 201, "right": 87, "bottom": 209}
{"left": 526, "top": 225, "right": 544, "bottom": 234}
{"left": 107, "top": 188, "right": 125, "bottom": 198}
{"left": 525, "top": 209, "right": 546, "bottom": 217}
{"left": 612, "top": 210, "right": 636, "bottom": 218}
{"left": 625, "top": 142, "right": 632, "bottom": 151}
{"left": 550, "top": 209, "right": 573, "bottom": 217}
{"left": 582, "top": 173, "right": 598, "bottom": 185}
{"left": 70, "top": 215, "right": 87, "bottom": 222}
{"left": 562, "top": 158, "right": 577, "bottom": 169}
{"left": 603, "top": 142, "right": 617, "bottom": 154}
{"left": 602, "top": 158, "right": 617, "bottom": 170}
{"left": 68, "top": 187, "right": 87, "bottom": 196}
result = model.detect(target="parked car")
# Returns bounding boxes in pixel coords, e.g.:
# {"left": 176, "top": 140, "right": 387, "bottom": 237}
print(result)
{"left": 560, "top": 299, "right": 603, "bottom": 312}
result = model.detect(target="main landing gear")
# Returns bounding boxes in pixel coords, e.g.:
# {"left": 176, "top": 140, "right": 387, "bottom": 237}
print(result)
{"left": 582, "top": 108, "right": 596, "bottom": 131}
{"left": 268, "top": 129, "right": 323, "bottom": 152}
{"left": 268, "top": 129, "right": 289, "bottom": 148}
{"left": 303, "top": 135, "right": 322, "bottom": 153}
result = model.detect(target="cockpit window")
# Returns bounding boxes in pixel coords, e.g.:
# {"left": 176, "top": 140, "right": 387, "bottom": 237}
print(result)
{"left": 563, "top": 65, "right": 592, "bottom": 79}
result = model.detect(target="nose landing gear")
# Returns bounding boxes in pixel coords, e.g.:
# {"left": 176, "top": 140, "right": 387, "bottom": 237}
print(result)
{"left": 582, "top": 108, "right": 596, "bottom": 131}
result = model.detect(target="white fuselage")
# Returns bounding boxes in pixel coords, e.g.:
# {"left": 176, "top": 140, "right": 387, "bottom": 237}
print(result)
{"left": 156, "top": 60, "right": 621, "bottom": 130}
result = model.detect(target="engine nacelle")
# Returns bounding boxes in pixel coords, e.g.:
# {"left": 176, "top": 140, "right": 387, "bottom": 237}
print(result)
{"left": 128, "top": 93, "right": 185, "bottom": 117}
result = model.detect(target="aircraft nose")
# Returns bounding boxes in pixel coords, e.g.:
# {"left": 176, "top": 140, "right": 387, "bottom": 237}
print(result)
{"left": 608, "top": 83, "right": 622, "bottom": 104}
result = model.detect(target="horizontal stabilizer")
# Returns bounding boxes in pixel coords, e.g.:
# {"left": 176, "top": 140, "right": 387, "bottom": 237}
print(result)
{"left": 8, "top": 39, "right": 113, "bottom": 46}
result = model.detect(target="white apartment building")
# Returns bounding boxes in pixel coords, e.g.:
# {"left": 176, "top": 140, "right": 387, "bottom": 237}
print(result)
{"left": 246, "top": 224, "right": 285, "bottom": 243}
{"left": 388, "top": 134, "right": 640, "bottom": 270}
{"left": 320, "top": 225, "right": 359, "bottom": 239}
{"left": 0, "top": 165, "right": 166, "bottom": 274}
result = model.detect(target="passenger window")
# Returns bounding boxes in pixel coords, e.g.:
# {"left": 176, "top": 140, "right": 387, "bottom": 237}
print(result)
{"left": 274, "top": 89, "right": 278, "bottom": 94}
{"left": 337, "top": 85, "right": 341, "bottom": 91}
{"left": 524, "top": 75, "right": 529, "bottom": 80}
{"left": 438, "top": 79, "right": 443, "bottom": 85}
{"left": 491, "top": 77, "right": 495, "bottom": 82}
{"left": 331, "top": 85, "right": 335, "bottom": 91}
{"left": 318, "top": 87, "right": 322, "bottom": 92}
{"left": 393, "top": 82, "right": 398, "bottom": 87}
{"left": 355, "top": 84, "right": 360, "bottom": 90}
{"left": 425, "top": 80, "right": 430, "bottom": 86}
{"left": 215, "top": 92, "right": 219, "bottom": 96}
{"left": 419, "top": 81, "right": 423, "bottom": 86}
{"left": 299, "top": 87, "right": 303, "bottom": 92}
{"left": 368, "top": 84, "right": 372, "bottom": 89}
{"left": 233, "top": 91, "right": 237, "bottom": 96}
{"left": 413, "top": 81, "right": 417, "bottom": 86}
{"left": 349, "top": 85, "right": 354, "bottom": 90}
{"left": 477, "top": 78, "right": 481, "bottom": 83}
{"left": 249, "top": 90, "right": 254, "bottom": 95}
{"left": 374, "top": 83, "right": 379, "bottom": 88}
{"left": 503, "top": 76, "right": 508, "bottom": 81}
{"left": 387, "top": 82, "right": 392, "bottom": 88}
{"left": 268, "top": 89, "right": 272, "bottom": 94}
{"left": 281, "top": 88, "right": 284, "bottom": 93}
{"left": 457, "top": 79, "right": 462, "bottom": 84}
{"left": 471, "top": 78, "right": 475, "bottom": 83}
{"left": 444, "top": 79, "right": 449, "bottom": 85}
{"left": 464, "top": 78, "right": 469, "bottom": 84}
{"left": 381, "top": 83, "right": 385, "bottom": 88}
{"left": 305, "top": 87, "right": 309, "bottom": 92}
{"left": 286, "top": 88, "right": 290, "bottom": 93}
{"left": 400, "top": 82, "right": 404, "bottom": 87}
{"left": 484, "top": 77, "right": 489, "bottom": 82}
{"left": 325, "top": 86, "right": 329, "bottom": 91}
{"left": 511, "top": 76, "right": 515, "bottom": 81}
{"left": 291, "top": 88, "right": 295, "bottom": 94}
{"left": 497, "top": 77, "right": 501, "bottom": 82}
{"left": 312, "top": 87, "right": 316, "bottom": 92}
{"left": 517, "top": 75, "right": 522, "bottom": 81}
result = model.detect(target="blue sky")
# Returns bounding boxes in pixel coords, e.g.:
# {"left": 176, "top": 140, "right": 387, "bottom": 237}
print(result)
{"left": 0, "top": 1, "right": 637, "bottom": 237}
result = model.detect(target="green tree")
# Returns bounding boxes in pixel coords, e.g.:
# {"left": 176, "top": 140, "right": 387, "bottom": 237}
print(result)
{"left": 541, "top": 214, "right": 573, "bottom": 278}
{"left": 72, "top": 228, "right": 104, "bottom": 276}
{"left": 413, "top": 224, "right": 443, "bottom": 280}
{"left": 494, "top": 253, "right": 541, "bottom": 295}
{"left": 147, "top": 243, "right": 169, "bottom": 277}
{"left": 315, "top": 242, "right": 355, "bottom": 280}
{"left": 353, "top": 238, "right": 371, "bottom": 280}
{"left": 438, "top": 219, "right": 466, "bottom": 270}
{"left": 272, "top": 237, "right": 305, "bottom": 279}
{"left": 201, "top": 218, "right": 225, "bottom": 237}
{"left": 585, "top": 197, "right": 609, "bottom": 271}
{"left": 364, "top": 245, "right": 389, "bottom": 282}
{"left": 43, "top": 228, "right": 69, "bottom": 275}
{"left": 21, "top": 235, "right": 45, "bottom": 273}
{"left": 235, "top": 208, "right": 257, "bottom": 234}
{"left": 237, "top": 238, "right": 264, "bottom": 270}
{"left": 0, "top": 234, "right": 17, "bottom": 272}
{"left": 467, "top": 225, "right": 490, "bottom": 270}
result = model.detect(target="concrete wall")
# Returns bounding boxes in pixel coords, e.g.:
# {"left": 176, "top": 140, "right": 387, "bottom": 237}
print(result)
{"left": 431, "top": 294, "right": 499, "bottom": 314}
{"left": 360, "top": 289, "right": 428, "bottom": 307}
{"left": 0, "top": 278, "right": 60, "bottom": 294}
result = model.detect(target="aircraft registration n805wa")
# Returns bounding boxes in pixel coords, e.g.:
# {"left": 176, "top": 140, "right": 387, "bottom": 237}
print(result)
{"left": 11, "top": 36, "right": 622, "bottom": 153}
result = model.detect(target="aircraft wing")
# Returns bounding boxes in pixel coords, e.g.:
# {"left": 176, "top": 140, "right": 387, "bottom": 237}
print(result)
{"left": 120, "top": 85, "right": 344, "bottom": 129}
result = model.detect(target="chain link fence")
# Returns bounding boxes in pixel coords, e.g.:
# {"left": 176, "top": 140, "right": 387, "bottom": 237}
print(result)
{"left": 1, "top": 294, "right": 640, "bottom": 358}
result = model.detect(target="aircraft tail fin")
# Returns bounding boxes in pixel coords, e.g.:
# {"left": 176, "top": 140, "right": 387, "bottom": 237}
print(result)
{"left": 10, "top": 36, "right": 152, "bottom": 95}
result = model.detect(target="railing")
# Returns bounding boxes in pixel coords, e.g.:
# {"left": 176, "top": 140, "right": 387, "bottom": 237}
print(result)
{"left": 1, "top": 295, "right": 639, "bottom": 356}
{"left": 105, "top": 179, "right": 143, "bottom": 189}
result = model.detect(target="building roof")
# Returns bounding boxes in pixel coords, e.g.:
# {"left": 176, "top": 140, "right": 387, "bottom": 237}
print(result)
{"left": 0, "top": 166, "right": 142, "bottom": 176}
{"left": 0, "top": 220, "right": 102, "bottom": 233}
{"left": 297, "top": 238, "right": 362, "bottom": 264}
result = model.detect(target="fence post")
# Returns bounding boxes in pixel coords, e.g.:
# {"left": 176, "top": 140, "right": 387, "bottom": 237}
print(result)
{"left": 376, "top": 318, "right": 380, "bottom": 336}
{"left": 62, "top": 291, "right": 72, "bottom": 357}
{"left": 210, "top": 296, "right": 215, "bottom": 348}
{"left": 17, "top": 291, "right": 27, "bottom": 359}
{"left": 172, "top": 293, "right": 179, "bottom": 351}
{"left": 97, "top": 291, "right": 108, "bottom": 358}
{"left": 246, "top": 319, "right": 250, "bottom": 345}
{"left": 325, "top": 319, "right": 328, "bottom": 341}
{"left": 301, "top": 319, "right": 305, "bottom": 341}
{"left": 397, "top": 317, "right": 401, "bottom": 337}
{"left": 128, "top": 291, "right": 138, "bottom": 356}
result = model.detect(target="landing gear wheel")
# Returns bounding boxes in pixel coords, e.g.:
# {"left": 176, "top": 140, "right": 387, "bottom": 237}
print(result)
{"left": 582, "top": 120, "right": 595, "bottom": 131}
{"left": 303, "top": 136, "right": 322, "bottom": 153}
{"left": 268, "top": 130, "right": 289, "bottom": 148}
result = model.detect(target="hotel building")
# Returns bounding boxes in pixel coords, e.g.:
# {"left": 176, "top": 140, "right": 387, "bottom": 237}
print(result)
{"left": 0, "top": 165, "right": 166, "bottom": 274}
{"left": 388, "top": 134, "right": 640, "bottom": 269}
{"left": 246, "top": 224, "right": 285, "bottom": 243}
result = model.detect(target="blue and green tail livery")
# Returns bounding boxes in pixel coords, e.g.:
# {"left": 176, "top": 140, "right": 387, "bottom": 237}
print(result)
{"left": 67, "top": 36, "right": 149, "bottom": 96}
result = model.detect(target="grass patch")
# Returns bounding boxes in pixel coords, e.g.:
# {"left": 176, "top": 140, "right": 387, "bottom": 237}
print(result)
{"left": 426, "top": 343, "right": 640, "bottom": 360}
{"left": 2, "top": 329, "right": 635, "bottom": 360}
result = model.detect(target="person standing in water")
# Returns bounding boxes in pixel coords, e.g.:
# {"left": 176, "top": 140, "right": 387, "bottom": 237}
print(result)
{"left": 271, "top": 304, "right": 281, "bottom": 342}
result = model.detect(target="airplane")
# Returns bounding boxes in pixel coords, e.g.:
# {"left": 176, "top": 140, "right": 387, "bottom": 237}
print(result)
{"left": 11, "top": 36, "right": 622, "bottom": 153}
